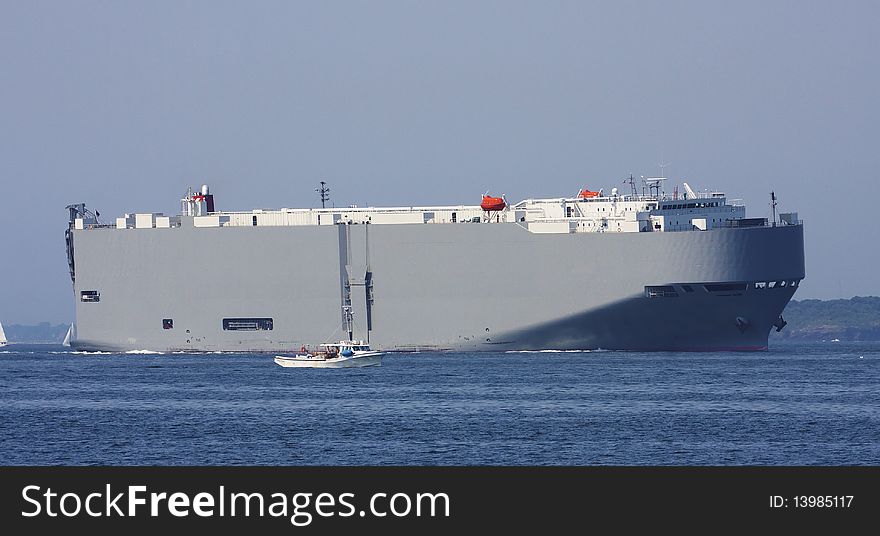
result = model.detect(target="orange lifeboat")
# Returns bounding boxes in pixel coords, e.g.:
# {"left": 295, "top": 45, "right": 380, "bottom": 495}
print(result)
{"left": 481, "top": 194, "right": 506, "bottom": 211}
{"left": 578, "top": 188, "right": 600, "bottom": 199}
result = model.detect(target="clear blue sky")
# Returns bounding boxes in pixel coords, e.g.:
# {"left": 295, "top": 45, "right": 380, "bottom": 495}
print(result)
{"left": 1, "top": 1, "right": 877, "bottom": 324}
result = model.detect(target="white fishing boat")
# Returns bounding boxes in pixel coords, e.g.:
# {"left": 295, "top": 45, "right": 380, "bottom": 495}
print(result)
{"left": 0, "top": 321, "right": 6, "bottom": 347}
{"left": 274, "top": 340, "right": 384, "bottom": 368}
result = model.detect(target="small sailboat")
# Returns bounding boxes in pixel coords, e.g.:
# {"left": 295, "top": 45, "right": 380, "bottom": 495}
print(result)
{"left": 0, "top": 321, "right": 7, "bottom": 347}
{"left": 62, "top": 323, "right": 75, "bottom": 347}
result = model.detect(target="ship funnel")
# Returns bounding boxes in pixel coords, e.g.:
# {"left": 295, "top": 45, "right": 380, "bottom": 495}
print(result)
{"left": 203, "top": 184, "right": 215, "bottom": 213}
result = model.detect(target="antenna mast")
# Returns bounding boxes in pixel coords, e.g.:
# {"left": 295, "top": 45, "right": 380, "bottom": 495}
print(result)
{"left": 624, "top": 174, "right": 638, "bottom": 197}
{"left": 658, "top": 160, "right": 670, "bottom": 178}
{"left": 770, "top": 191, "right": 777, "bottom": 227}
{"left": 316, "top": 181, "right": 330, "bottom": 209}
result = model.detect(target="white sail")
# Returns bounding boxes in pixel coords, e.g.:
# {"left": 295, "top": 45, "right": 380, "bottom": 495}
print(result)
{"left": 0, "top": 321, "right": 7, "bottom": 345}
{"left": 62, "top": 324, "right": 73, "bottom": 347}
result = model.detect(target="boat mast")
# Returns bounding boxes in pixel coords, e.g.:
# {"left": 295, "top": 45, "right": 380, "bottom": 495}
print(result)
{"left": 342, "top": 305, "right": 354, "bottom": 341}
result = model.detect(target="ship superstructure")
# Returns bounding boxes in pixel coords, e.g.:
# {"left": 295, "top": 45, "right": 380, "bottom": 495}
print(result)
{"left": 65, "top": 178, "right": 804, "bottom": 352}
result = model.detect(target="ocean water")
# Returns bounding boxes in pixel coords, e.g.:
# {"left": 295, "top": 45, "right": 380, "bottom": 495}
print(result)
{"left": 1, "top": 342, "right": 878, "bottom": 465}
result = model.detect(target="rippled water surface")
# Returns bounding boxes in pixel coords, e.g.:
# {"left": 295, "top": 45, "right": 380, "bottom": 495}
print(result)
{"left": 1, "top": 342, "right": 878, "bottom": 465}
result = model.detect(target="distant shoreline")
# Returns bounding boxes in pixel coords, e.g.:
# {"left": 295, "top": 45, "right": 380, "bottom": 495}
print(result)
{"left": 2, "top": 323, "right": 69, "bottom": 344}
{"left": 771, "top": 296, "right": 880, "bottom": 342}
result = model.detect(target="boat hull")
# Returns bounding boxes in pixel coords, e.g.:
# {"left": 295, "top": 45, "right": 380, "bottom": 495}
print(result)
{"left": 69, "top": 222, "right": 805, "bottom": 352}
{"left": 274, "top": 352, "right": 383, "bottom": 368}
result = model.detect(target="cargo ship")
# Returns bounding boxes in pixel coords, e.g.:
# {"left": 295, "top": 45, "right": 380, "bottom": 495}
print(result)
{"left": 64, "top": 178, "right": 804, "bottom": 352}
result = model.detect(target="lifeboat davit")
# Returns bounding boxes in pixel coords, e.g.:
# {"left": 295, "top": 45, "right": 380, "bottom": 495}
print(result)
{"left": 481, "top": 195, "right": 506, "bottom": 211}
{"left": 578, "top": 188, "right": 601, "bottom": 199}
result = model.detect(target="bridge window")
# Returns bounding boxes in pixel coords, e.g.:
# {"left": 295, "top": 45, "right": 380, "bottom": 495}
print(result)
{"left": 80, "top": 290, "right": 100, "bottom": 302}
{"left": 163, "top": 319, "right": 173, "bottom": 329}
